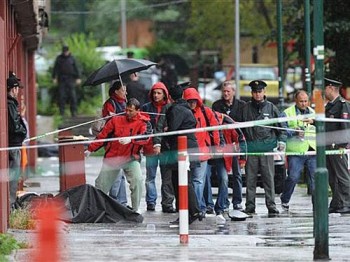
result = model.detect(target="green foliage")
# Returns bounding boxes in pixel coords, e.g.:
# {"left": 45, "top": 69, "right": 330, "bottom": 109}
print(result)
{"left": 9, "top": 206, "right": 36, "bottom": 230}
{"left": 0, "top": 233, "right": 26, "bottom": 259}
{"left": 188, "top": 0, "right": 234, "bottom": 51}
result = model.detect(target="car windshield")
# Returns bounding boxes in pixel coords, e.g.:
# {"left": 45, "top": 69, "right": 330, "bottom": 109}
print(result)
{"left": 239, "top": 67, "right": 277, "bottom": 81}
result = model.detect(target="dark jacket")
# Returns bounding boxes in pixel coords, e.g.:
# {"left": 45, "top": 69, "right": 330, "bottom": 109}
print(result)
{"left": 239, "top": 97, "right": 286, "bottom": 152}
{"left": 165, "top": 98, "right": 199, "bottom": 167}
{"left": 8, "top": 95, "right": 27, "bottom": 147}
{"left": 212, "top": 98, "right": 246, "bottom": 122}
{"left": 325, "top": 95, "right": 350, "bottom": 148}
{"left": 126, "top": 81, "right": 148, "bottom": 106}
{"left": 52, "top": 53, "right": 80, "bottom": 80}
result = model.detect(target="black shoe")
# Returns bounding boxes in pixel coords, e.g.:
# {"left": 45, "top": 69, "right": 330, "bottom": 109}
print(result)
{"left": 243, "top": 208, "right": 255, "bottom": 215}
{"left": 147, "top": 204, "right": 155, "bottom": 211}
{"left": 198, "top": 211, "right": 205, "bottom": 221}
{"left": 169, "top": 218, "right": 179, "bottom": 228}
{"left": 162, "top": 207, "right": 177, "bottom": 213}
{"left": 329, "top": 207, "right": 339, "bottom": 213}
{"left": 268, "top": 207, "right": 280, "bottom": 217}
{"left": 189, "top": 214, "right": 199, "bottom": 224}
{"left": 233, "top": 204, "right": 243, "bottom": 211}
{"left": 337, "top": 206, "right": 350, "bottom": 214}
{"left": 206, "top": 207, "right": 215, "bottom": 214}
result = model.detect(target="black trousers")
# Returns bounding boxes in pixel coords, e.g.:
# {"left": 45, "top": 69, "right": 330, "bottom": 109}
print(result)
{"left": 171, "top": 167, "right": 201, "bottom": 216}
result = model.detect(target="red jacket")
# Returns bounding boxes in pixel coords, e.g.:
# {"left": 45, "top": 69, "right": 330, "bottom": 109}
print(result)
{"left": 141, "top": 82, "right": 170, "bottom": 156}
{"left": 183, "top": 87, "right": 220, "bottom": 161}
{"left": 88, "top": 112, "right": 151, "bottom": 167}
{"left": 215, "top": 112, "right": 246, "bottom": 173}
{"left": 102, "top": 93, "right": 126, "bottom": 117}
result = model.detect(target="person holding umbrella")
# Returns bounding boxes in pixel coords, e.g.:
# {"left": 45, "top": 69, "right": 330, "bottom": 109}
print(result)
{"left": 102, "top": 81, "right": 128, "bottom": 206}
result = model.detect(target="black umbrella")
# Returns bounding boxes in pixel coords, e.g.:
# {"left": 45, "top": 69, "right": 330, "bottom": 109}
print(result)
{"left": 83, "top": 58, "right": 157, "bottom": 86}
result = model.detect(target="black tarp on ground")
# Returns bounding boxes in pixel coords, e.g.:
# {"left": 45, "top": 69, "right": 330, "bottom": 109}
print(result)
{"left": 55, "top": 184, "right": 143, "bottom": 223}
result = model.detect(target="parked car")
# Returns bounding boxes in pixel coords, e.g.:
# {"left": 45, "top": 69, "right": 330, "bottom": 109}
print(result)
{"left": 228, "top": 64, "right": 286, "bottom": 102}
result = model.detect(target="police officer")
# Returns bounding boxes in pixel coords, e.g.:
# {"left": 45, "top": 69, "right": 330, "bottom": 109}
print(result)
{"left": 324, "top": 78, "right": 350, "bottom": 214}
{"left": 52, "top": 45, "right": 81, "bottom": 117}
{"left": 7, "top": 71, "right": 27, "bottom": 209}
{"left": 239, "top": 80, "right": 286, "bottom": 216}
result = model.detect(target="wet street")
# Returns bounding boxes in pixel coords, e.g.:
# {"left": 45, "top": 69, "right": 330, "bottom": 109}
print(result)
{"left": 9, "top": 156, "right": 350, "bottom": 261}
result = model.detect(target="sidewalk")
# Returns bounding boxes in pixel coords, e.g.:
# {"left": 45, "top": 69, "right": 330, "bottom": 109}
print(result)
{"left": 8, "top": 156, "right": 350, "bottom": 261}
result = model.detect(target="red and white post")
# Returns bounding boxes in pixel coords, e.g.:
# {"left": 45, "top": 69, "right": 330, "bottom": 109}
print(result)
{"left": 178, "top": 136, "right": 189, "bottom": 244}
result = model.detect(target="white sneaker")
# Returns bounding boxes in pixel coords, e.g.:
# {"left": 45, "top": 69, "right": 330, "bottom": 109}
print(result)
{"left": 216, "top": 213, "right": 226, "bottom": 224}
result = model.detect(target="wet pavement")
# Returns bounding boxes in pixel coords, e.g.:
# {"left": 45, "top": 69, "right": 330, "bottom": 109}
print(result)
{"left": 8, "top": 156, "right": 350, "bottom": 261}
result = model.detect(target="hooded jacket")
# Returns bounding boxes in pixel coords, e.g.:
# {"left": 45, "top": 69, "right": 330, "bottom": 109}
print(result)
{"left": 102, "top": 93, "right": 126, "bottom": 117}
{"left": 88, "top": 112, "right": 152, "bottom": 167}
{"left": 141, "top": 82, "right": 170, "bottom": 155}
{"left": 183, "top": 87, "right": 220, "bottom": 161}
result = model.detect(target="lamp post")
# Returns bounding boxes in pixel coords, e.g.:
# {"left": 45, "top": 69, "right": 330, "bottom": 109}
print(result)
{"left": 312, "top": 0, "right": 329, "bottom": 259}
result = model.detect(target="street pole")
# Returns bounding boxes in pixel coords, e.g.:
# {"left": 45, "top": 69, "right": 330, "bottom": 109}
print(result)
{"left": 304, "top": 0, "right": 312, "bottom": 96}
{"left": 312, "top": 0, "right": 329, "bottom": 260}
{"left": 120, "top": 0, "right": 127, "bottom": 49}
{"left": 277, "top": 0, "right": 284, "bottom": 109}
{"left": 235, "top": 0, "right": 240, "bottom": 99}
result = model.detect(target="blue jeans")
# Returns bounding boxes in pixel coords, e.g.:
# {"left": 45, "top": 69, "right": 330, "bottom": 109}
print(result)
{"left": 213, "top": 159, "right": 229, "bottom": 213}
{"left": 281, "top": 155, "right": 316, "bottom": 204}
{"left": 191, "top": 161, "right": 208, "bottom": 212}
{"left": 231, "top": 156, "right": 243, "bottom": 206}
{"left": 203, "top": 164, "right": 215, "bottom": 209}
{"left": 145, "top": 155, "right": 158, "bottom": 205}
{"left": 109, "top": 170, "right": 127, "bottom": 206}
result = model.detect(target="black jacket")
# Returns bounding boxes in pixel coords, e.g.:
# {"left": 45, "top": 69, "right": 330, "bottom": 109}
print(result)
{"left": 165, "top": 99, "right": 199, "bottom": 167}
{"left": 52, "top": 54, "right": 80, "bottom": 80}
{"left": 8, "top": 95, "right": 27, "bottom": 147}
{"left": 325, "top": 95, "right": 350, "bottom": 148}
{"left": 239, "top": 97, "right": 286, "bottom": 152}
{"left": 212, "top": 98, "right": 246, "bottom": 121}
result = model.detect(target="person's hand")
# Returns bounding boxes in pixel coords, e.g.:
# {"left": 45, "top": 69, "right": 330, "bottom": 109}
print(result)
{"left": 302, "top": 118, "right": 314, "bottom": 125}
{"left": 153, "top": 146, "right": 161, "bottom": 155}
{"left": 76, "top": 78, "right": 82, "bottom": 85}
{"left": 53, "top": 78, "right": 57, "bottom": 85}
{"left": 84, "top": 150, "right": 91, "bottom": 158}
{"left": 119, "top": 137, "right": 132, "bottom": 145}
{"left": 277, "top": 141, "right": 286, "bottom": 152}
{"left": 296, "top": 127, "right": 305, "bottom": 140}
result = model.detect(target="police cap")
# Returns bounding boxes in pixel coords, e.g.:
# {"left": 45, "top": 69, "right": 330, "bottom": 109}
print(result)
{"left": 249, "top": 80, "right": 267, "bottom": 91}
{"left": 324, "top": 77, "right": 342, "bottom": 88}
{"left": 7, "top": 71, "right": 22, "bottom": 89}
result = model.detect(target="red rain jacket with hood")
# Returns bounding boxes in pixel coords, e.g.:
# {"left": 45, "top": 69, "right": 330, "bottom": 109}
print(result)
{"left": 88, "top": 112, "right": 152, "bottom": 167}
{"left": 183, "top": 87, "right": 220, "bottom": 161}
{"left": 141, "top": 82, "right": 170, "bottom": 155}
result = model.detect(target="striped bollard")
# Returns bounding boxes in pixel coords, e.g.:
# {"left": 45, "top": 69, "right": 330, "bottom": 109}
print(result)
{"left": 178, "top": 136, "right": 189, "bottom": 244}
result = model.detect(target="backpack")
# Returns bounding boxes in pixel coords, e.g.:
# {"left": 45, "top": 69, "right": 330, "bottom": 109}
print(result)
{"left": 90, "top": 98, "right": 122, "bottom": 136}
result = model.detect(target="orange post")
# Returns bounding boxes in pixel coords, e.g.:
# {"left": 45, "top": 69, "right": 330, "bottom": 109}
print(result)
{"left": 33, "top": 200, "right": 61, "bottom": 262}
{"left": 178, "top": 136, "right": 189, "bottom": 244}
